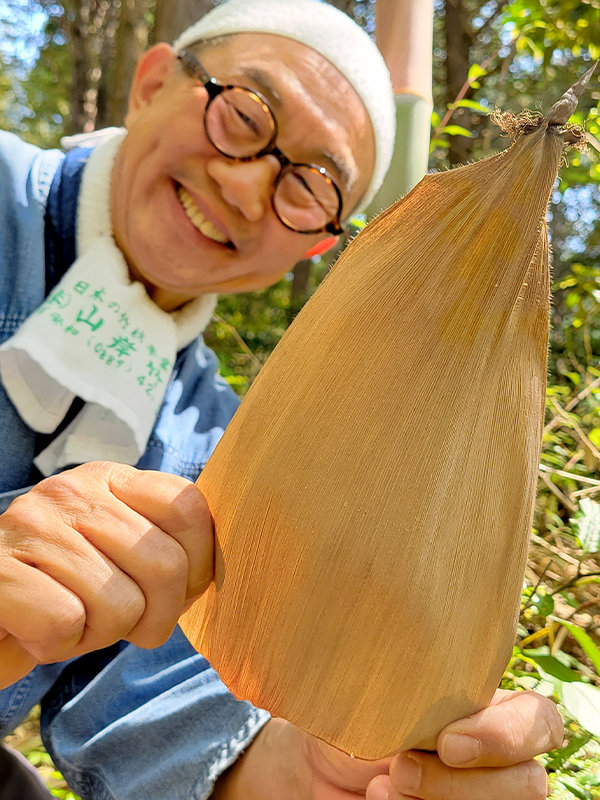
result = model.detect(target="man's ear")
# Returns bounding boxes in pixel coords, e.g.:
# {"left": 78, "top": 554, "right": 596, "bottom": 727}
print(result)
{"left": 303, "top": 235, "right": 340, "bottom": 259}
{"left": 126, "top": 43, "right": 177, "bottom": 123}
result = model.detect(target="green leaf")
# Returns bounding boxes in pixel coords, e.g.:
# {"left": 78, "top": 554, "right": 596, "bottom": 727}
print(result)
{"left": 572, "top": 498, "right": 600, "bottom": 553}
{"left": 551, "top": 618, "right": 600, "bottom": 675}
{"left": 556, "top": 276, "right": 578, "bottom": 290}
{"left": 521, "top": 20, "right": 549, "bottom": 32}
{"left": 441, "top": 125, "right": 473, "bottom": 138}
{"left": 452, "top": 99, "right": 490, "bottom": 114}
{"left": 562, "top": 682, "right": 600, "bottom": 736}
{"left": 348, "top": 215, "right": 367, "bottom": 230}
{"left": 588, "top": 428, "right": 600, "bottom": 448}
{"left": 522, "top": 650, "right": 581, "bottom": 683}
{"left": 558, "top": 776, "right": 591, "bottom": 800}
{"left": 590, "top": 162, "right": 600, "bottom": 182}
{"left": 534, "top": 593, "right": 555, "bottom": 618}
{"left": 545, "top": 731, "right": 592, "bottom": 771}
{"left": 564, "top": 372, "right": 582, "bottom": 386}
{"left": 468, "top": 63, "right": 486, "bottom": 81}
{"left": 575, "top": 576, "right": 600, "bottom": 588}
{"left": 527, "top": 38, "right": 544, "bottom": 61}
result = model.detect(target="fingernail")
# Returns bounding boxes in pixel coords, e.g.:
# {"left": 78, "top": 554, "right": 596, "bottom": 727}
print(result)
{"left": 395, "top": 754, "right": 421, "bottom": 793}
{"left": 440, "top": 733, "right": 481, "bottom": 765}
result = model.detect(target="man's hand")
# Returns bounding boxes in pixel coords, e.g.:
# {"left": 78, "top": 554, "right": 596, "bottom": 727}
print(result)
{"left": 213, "top": 690, "right": 563, "bottom": 800}
{"left": 0, "top": 462, "right": 213, "bottom": 688}
{"left": 369, "top": 689, "right": 563, "bottom": 800}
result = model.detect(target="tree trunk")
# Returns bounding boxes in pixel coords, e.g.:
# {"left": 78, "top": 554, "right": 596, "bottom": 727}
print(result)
{"left": 288, "top": 260, "right": 312, "bottom": 325}
{"left": 95, "top": 0, "right": 122, "bottom": 128}
{"left": 325, "top": 0, "right": 355, "bottom": 15}
{"left": 99, "top": 0, "right": 150, "bottom": 127}
{"left": 152, "top": 0, "right": 215, "bottom": 45}
{"left": 444, "top": 0, "right": 475, "bottom": 166}
{"left": 68, "top": 1, "right": 89, "bottom": 134}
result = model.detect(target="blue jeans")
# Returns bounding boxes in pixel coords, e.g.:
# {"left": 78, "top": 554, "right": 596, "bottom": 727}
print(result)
{"left": 0, "top": 627, "right": 270, "bottom": 799}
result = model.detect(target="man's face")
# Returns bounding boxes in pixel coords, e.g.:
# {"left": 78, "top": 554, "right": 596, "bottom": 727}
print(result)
{"left": 111, "top": 33, "right": 375, "bottom": 311}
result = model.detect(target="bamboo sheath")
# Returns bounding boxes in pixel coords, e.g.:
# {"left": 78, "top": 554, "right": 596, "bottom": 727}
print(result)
{"left": 181, "top": 77, "right": 591, "bottom": 759}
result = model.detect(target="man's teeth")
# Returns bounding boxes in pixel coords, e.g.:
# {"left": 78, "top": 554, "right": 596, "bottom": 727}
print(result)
{"left": 177, "top": 186, "right": 230, "bottom": 244}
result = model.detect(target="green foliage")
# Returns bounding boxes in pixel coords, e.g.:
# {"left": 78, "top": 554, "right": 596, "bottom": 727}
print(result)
{"left": 0, "top": 1, "right": 71, "bottom": 146}
{"left": 49, "top": 783, "right": 81, "bottom": 800}
{"left": 515, "top": 281, "right": 600, "bottom": 798}
{"left": 429, "top": 10, "right": 600, "bottom": 793}
{"left": 23, "top": 24, "right": 72, "bottom": 148}
{"left": 430, "top": 0, "right": 600, "bottom": 188}
{"left": 507, "top": 625, "right": 600, "bottom": 797}
{"left": 205, "top": 277, "right": 295, "bottom": 396}
{"left": 508, "top": 611, "right": 600, "bottom": 795}
{"left": 572, "top": 498, "right": 600, "bottom": 553}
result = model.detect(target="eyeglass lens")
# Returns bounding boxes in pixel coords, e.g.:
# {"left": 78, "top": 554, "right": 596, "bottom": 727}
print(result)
{"left": 275, "top": 165, "right": 340, "bottom": 232}
{"left": 205, "top": 88, "right": 274, "bottom": 158}
{"left": 205, "top": 89, "right": 341, "bottom": 233}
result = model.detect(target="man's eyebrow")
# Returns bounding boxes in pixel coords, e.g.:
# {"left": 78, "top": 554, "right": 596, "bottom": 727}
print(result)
{"left": 321, "top": 150, "right": 355, "bottom": 195}
{"left": 243, "top": 68, "right": 356, "bottom": 195}
{"left": 243, "top": 67, "right": 282, "bottom": 106}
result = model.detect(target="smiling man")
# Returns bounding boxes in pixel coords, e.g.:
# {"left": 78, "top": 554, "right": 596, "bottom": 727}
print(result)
{"left": 113, "top": 34, "right": 375, "bottom": 305}
{"left": 0, "top": 1, "right": 561, "bottom": 799}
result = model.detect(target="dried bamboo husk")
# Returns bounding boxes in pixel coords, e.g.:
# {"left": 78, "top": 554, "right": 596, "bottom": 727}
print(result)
{"left": 180, "top": 70, "right": 594, "bottom": 759}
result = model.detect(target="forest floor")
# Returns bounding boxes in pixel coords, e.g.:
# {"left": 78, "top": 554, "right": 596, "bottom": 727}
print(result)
{"left": 3, "top": 708, "right": 80, "bottom": 799}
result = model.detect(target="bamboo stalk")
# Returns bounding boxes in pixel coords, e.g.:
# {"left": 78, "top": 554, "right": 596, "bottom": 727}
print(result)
{"left": 366, "top": 0, "right": 433, "bottom": 215}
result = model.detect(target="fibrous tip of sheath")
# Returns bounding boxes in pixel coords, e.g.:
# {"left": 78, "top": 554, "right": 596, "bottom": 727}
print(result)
{"left": 490, "top": 62, "right": 596, "bottom": 152}
{"left": 490, "top": 108, "right": 543, "bottom": 138}
{"left": 545, "top": 60, "right": 598, "bottom": 125}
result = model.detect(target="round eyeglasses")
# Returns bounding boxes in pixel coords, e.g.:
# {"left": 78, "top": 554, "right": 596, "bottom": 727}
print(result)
{"left": 178, "top": 50, "right": 344, "bottom": 236}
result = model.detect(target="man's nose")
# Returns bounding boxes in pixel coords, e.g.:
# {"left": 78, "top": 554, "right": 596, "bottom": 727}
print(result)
{"left": 206, "top": 156, "right": 280, "bottom": 223}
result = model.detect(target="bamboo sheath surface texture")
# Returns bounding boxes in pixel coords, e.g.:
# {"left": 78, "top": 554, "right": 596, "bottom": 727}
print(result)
{"left": 181, "top": 73, "right": 593, "bottom": 759}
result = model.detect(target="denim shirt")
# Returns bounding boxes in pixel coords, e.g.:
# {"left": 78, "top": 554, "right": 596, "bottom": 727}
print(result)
{"left": 0, "top": 130, "right": 240, "bottom": 507}
{"left": 0, "top": 131, "right": 270, "bottom": 800}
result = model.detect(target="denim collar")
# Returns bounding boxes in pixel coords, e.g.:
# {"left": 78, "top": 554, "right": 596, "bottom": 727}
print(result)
{"left": 44, "top": 146, "right": 92, "bottom": 293}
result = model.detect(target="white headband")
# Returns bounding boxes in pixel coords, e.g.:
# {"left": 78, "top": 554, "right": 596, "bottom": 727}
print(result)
{"left": 174, "top": 0, "right": 395, "bottom": 212}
